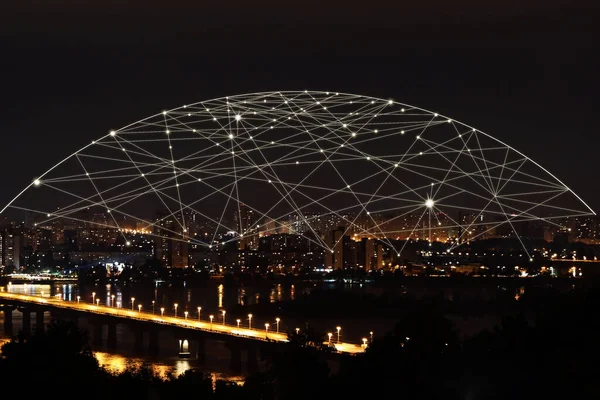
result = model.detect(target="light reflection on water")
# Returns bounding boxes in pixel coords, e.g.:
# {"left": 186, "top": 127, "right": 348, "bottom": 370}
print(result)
{"left": 0, "top": 337, "right": 243, "bottom": 386}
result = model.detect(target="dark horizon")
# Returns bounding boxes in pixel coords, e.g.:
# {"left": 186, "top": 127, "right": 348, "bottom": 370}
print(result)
{"left": 2, "top": 1, "right": 599, "bottom": 214}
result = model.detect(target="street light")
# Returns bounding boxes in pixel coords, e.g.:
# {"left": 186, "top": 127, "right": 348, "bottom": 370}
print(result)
{"left": 275, "top": 317, "right": 280, "bottom": 333}
{"left": 336, "top": 326, "right": 341, "bottom": 343}
{"left": 328, "top": 332, "right": 332, "bottom": 344}
{"left": 96, "top": 299, "right": 100, "bottom": 306}
{"left": 138, "top": 304, "right": 142, "bottom": 313}
{"left": 117, "top": 301, "right": 121, "bottom": 309}
{"left": 174, "top": 303, "right": 178, "bottom": 317}
{"left": 160, "top": 307, "right": 165, "bottom": 317}
{"left": 362, "top": 337, "right": 368, "bottom": 347}
{"left": 111, "top": 295, "right": 115, "bottom": 307}
{"left": 248, "top": 314, "right": 252, "bottom": 329}
{"left": 370, "top": 331, "right": 373, "bottom": 343}
{"left": 236, "top": 319, "right": 241, "bottom": 328}
{"left": 184, "top": 311, "right": 188, "bottom": 320}
{"left": 77, "top": 295, "right": 80, "bottom": 304}
{"left": 209, "top": 315, "right": 214, "bottom": 330}
{"left": 152, "top": 300, "right": 155, "bottom": 314}
{"left": 92, "top": 292, "right": 96, "bottom": 304}
{"left": 222, "top": 310, "right": 226, "bottom": 325}
{"left": 131, "top": 297, "right": 135, "bottom": 311}
{"left": 197, "top": 307, "right": 201, "bottom": 321}
{"left": 295, "top": 327, "right": 300, "bottom": 334}
{"left": 265, "top": 323, "right": 270, "bottom": 338}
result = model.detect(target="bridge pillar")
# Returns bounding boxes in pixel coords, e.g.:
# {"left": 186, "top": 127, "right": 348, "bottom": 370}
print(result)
{"left": 148, "top": 328, "right": 159, "bottom": 358}
{"left": 92, "top": 321, "right": 103, "bottom": 347}
{"left": 3, "top": 308, "right": 13, "bottom": 335}
{"left": 107, "top": 321, "right": 117, "bottom": 350}
{"left": 35, "top": 310, "right": 45, "bottom": 334}
{"left": 178, "top": 338, "right": 191, "bottom": 358}
{"left": 133, "top": 326, "right": 144, "bottom": 355}
{"left": 225, "top": 340, "right": 243, "bottom": 375}
{"left": 246, "top": 345, "right": 260, "bottom": 375}
{"left": 195, "top": 335, "right": 206, "bottom": 364}
{"left": 20, "top": 308, "right": 31, "bottom": 336}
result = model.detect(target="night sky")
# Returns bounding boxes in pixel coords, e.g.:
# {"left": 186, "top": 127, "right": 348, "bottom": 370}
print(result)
{"left": 1, "top": 1, "right": 599, "bottom": 214}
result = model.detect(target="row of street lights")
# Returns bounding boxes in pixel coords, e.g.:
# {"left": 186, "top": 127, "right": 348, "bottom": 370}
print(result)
{"left": 87, "top": 292, "right": 283, "bottom": 334}
{"left": 42, "top": 291, "right": 370, "bottom": 347}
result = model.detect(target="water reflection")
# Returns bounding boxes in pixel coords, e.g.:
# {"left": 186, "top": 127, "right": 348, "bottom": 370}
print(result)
{"left": 0, "top": 336, "right": 242, "bottom": 386}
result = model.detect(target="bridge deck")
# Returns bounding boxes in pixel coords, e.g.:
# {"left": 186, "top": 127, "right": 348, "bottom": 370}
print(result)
{"left": 0, "top": 290, "right": 364, "bottom": 354}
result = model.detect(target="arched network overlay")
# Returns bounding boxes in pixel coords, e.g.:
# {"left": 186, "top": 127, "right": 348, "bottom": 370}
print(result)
{"left": 2, "top": 91, "right": 594, "bottom": 259}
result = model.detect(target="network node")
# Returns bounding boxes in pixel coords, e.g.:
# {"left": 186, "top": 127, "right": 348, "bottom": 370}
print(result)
{"left": 425, "top": 199, "right": 435, "bottom": 208}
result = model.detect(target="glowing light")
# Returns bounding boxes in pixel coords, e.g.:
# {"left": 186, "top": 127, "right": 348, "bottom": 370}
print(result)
{"left": 425, "top": 199, "right": 435, "bottom": 208}
{"left": 109, "top": 130, "right": 116, "bottom": 136}
{"left": 235, "top": 114, "right": 242, "bottom": 121}
{"left": 33, "top": 179, "right": 41, "bottom": 186}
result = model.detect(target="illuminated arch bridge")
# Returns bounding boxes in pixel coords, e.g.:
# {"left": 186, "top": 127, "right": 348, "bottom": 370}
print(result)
{"left": 1, "top": 91, "right": 594, "bottom": 263}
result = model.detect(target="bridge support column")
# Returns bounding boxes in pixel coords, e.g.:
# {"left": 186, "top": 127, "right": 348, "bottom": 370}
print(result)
{"left": 92, "top": 321, "right": 103, "bottom": 347}
{"left": 178, "top": 338, "right": 191, "bottom": 358}
{"left": 133, "top": 327, "right": 144, "bottom": 355}
{"left": 148, "top": 329, "right": 159, "bottom": 358}
{"left": 35, "top": 310, "right": 45, "bottom": 334}
{"left": 246, "top": 346, "right": 260, "bottom": 375}
{"left": 226, "top": 341, "right": 242, "bottom": 375}
{"left": 21, "top": 309, "right": 31, "bottom": 336}
{"left": 195, "top": 335, "right": 206, "bottom": 364}
{"left": 107, "top": 322, "right": 117, "bottom": 350}
{"left": 3, "top": 308, "right": 13, "bottom": 335}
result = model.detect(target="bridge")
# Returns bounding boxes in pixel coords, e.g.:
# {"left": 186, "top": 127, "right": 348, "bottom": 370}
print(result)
{"left": 0, "top": 288, "right": 365, "bottom": 371}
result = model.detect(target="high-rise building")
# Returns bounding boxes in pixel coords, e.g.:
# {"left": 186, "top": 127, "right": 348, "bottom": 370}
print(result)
{"left": 154, "top": 211, "right": 189, "bottom": 268}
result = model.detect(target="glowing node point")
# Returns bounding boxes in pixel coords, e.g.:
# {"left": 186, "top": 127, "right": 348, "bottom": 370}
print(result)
{"left": 401, "top": 108, "right": 405, "bottom": 112}
{"left": 228, "top": 133, "right": 234, "bottom": 139}
{"left": 320, "top": 149, "right": 324, "bottom": 153}
{"left": 213, "top": 117, "right": 217, "bottom": 121}
{"left": 33, "top": 179, "right": 41, "bottom": 186}
{"left": 268, "top": 179, "right": 272, "bottom": 183}
{"left": 425, "top": 199, "right": 435, "bottom": 208}
{"left": 235, "top": 114, "right": 242, "bottom": 121}
{"left": 198, "top": 178, "right": 202, "bottom": 182}
{"left": 296, "top": 161, "right": 299, "bottom": 164}
{"left": 419, "top": 152, "right": 423, "bottom": 155}
{"left": 401, "top": 130, "right": 405, "bottom": 134}
{"left": 388, "top": 100, "right": 393, "bottom": 105}
{"left": 351, "top": 132, "right": 357, "bottom": 137}
{"left": 416, "top": 135, "right": 420, "bottom": 139}
{"left": 343, "top": 123, "right": 347, "bottom": 128}
{"left": 367, "top": 156, "right": 371, "bottom": 160}
{"left": 165, "top": 129, "right": 170, "bottom": 134}
{"left": 271, "top": 141, "right": 275, "bottom": 144}
{"left": 374, "top": 129, "right": 378, "bottom": 133}
{"left": 109, "top": 130, "right": 116, "bottom": 136}
{"left": 126, "top": 241, "right": 131, "bottom": 246}
{"left": 447, "top": 119, "right": 452, "bottom": 123}
{"left": 162, "top": 111, "right": 167, "bottom": 115}
{"left": 394, "top": 164, "right": 398, "bottom": 167}
{"left": 434, "top": 113, "right": 438, "bottom": 117}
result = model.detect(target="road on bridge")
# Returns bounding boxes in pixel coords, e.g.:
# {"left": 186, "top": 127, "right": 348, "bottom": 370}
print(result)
{"left": 0, "top": 289, "right": 364, "bottom": 354}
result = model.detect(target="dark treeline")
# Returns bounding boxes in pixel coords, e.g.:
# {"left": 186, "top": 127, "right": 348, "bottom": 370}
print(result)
{"left": 1, "top": 286, "right": 599, "bottom": 399}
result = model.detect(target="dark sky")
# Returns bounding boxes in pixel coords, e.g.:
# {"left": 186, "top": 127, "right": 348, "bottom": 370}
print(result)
{"left": 2, "top": 1, "right": 599, "bottom": 213}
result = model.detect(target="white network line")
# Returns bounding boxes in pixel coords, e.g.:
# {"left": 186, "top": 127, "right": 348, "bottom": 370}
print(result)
{"left": 1, "top": 91, "right": 594, "bottom": 259}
